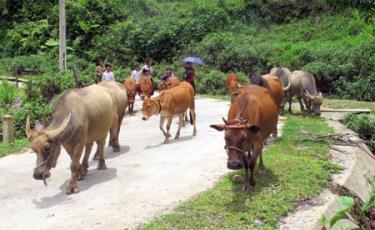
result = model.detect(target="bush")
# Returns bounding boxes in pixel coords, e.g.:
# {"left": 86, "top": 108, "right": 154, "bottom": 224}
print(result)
{"left": 0, "top": 81, "right": 17, "bottom": 106}
{"left": 195, "top": 69, "right": 227, "bottom": 95}
{"left": 343, "top": 113, "right": 375, "bottom": 153}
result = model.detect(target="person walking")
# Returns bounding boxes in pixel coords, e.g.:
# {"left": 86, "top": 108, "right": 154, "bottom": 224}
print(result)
{"left": 102, "top": 64, "right": 115, "bottom": 82}
{"left": 131, "top": 65, "right": 141, "bottom": 84}
{"left": 183, "top": 62, "right": 196, "bottom": 93}
{"left": 162, "top": 66, "right": 174, "bottom": 81}
{"left": 96, "top": 58, "right": 104, "bottom": 83}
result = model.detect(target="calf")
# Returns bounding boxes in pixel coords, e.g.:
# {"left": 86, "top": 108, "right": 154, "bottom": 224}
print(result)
{"left": 142, "top": 82, "right": 197, "bottom": 143}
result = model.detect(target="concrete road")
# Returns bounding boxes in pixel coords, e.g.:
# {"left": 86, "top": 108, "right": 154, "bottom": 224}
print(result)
{"left": 0, "top": 97, "right": 231, "bottom": 230}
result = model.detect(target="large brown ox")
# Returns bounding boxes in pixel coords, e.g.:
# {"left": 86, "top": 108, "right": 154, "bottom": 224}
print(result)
{"left": 210, "top": 85, "right": 278, "bottom": 191}
{"left": 142, "top": 82, "right": 197, "bottom": 144}
{"left": 26, "top": 85, "right": 118, "bottom": 194}
{"left": 158, "top": 76, "right": 180, "bottom": 92}
{"left": 98, "top": 81, "right": 128, "bottom": 152}
{"left": 139, "top": 76, "right": 153, "bottom": 99}
{"left": 123, "top": 78, "right": 138, "bottom": 113}
{"left": 288, "top": 70, "right": 323, "bottom": 116}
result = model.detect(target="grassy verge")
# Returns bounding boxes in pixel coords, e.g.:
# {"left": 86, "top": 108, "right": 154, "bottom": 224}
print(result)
{"left": 0, "top": 138, "right": 29, "bottom": 157}
{"left": 139, "top": 115, "right": 339, "bottom": 229}
{"left": 324, "top": 98, "right": 375, "bottom": 113}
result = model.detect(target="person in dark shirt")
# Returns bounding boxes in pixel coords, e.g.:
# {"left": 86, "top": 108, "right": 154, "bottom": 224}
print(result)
{"left": 183, "top": 62, "right": 196, "bottom": 93}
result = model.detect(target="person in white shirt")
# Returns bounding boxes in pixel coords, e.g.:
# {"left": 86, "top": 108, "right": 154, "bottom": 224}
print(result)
{"left": 130, "top": 65, "right": 141, "bottom": 84}
{"left": 102, "top": 64, "right": 115, "bottom": 82}
{"left": 141, "top": 58, "right": 153, "bottom": 76}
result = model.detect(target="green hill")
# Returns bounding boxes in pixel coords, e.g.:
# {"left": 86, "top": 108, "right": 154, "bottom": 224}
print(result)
{"left": 1, "top": 0, "right": 374, "bottom": 100}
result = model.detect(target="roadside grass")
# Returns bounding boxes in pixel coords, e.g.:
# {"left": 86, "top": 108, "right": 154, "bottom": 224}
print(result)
{"left": 324, "top": 98, "right": 375, "bottom": 113}
{"left": 0, "top": 138, "right": 29, "bottom": 157}
{"left": 139, "top": 115, "right": 339, "bottom": 229}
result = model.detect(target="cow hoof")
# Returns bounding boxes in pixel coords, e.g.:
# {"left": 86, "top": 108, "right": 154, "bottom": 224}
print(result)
{"left": 163, "top": 139, "right": 169, "bottom": 144}
{"left": 233, "top": 174, "right": 242, "bottom": 183}
{"left": 66, "top": 185, "right": 80, "bottom": 195}
{"left": 243, "top": 183, "right": 252, "bottom": 192}
{"left": 77, "top": 166, "right": 88, "bottom": 180}
{"left": 97, "top": 160, "right": 107, "bottom": 170}
{"left": 258, "top": 167, "right": 266, "bottom": 175}
{"left": 112, "top": 146, "right": 120, "bottom": 152}
{"left": 193, "top": 130, "right": 197, "bottom": 136}
{"left": 174, "top": 134, "right": 180, "bottom": 140}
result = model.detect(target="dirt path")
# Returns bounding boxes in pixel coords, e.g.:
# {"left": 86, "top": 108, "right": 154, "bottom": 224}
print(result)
{"left": 0, "top": 97, "right": 232, "bottom": 230}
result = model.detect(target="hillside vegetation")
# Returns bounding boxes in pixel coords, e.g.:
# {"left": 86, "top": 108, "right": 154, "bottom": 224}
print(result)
{"left": 1, "top": 0, "right": 375, "bottom": 138}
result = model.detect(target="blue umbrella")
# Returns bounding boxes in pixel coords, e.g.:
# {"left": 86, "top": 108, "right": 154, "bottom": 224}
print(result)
{"left": 182, "top": 56, "right": 205, "bottom": 65}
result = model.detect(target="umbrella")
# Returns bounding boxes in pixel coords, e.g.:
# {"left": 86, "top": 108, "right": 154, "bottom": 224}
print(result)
{"left": 182, "top": 56, "right": 205, "bottom": 65}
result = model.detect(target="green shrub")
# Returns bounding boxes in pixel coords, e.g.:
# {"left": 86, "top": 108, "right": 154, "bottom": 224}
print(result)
{"left": 0, "top": 81, "right": 17, "bottom": 106}
{"left": 343, "top": 113, "right": 375, "bottom": 152}
{"left": 195, "top": 69, "right": 226, "bottom": 95}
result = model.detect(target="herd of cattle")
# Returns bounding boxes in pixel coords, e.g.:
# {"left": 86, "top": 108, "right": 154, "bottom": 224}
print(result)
{"left": 24, "top": 67, "right": 323, "bottom": 194}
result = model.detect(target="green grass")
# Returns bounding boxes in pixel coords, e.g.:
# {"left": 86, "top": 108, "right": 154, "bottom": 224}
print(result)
{"left": 139, "top": 115, "right": 339, "bottom": 229}
{"left": 0, "top": 138, "right": 29, "bottom": 157}
{"left": 324, "top": 98, "right": 375, "bottom": 113}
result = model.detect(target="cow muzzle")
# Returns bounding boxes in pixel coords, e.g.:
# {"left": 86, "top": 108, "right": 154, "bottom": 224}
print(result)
{"left": 227, "top": 160, "right": 243, "bottom": 170}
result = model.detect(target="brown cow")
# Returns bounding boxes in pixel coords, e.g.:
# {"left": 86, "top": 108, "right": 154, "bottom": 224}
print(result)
{"left": 26, "top": 85, "right": 118, "bottom": 194}
{"left": 139, "top": 76, "right": 153, "bottom": 99}
{"left": 210, "top": 85, "right": 278, "bottom": 191}
{"left": 98, "top": 81, "right": 128, "bottom": 152}
{"left": 158, "top": 76, "right": 180, "bottom": 92}
{"left": 123, "top": 78, "right": 139, "bottom": 113}
{"left": 142, "top": 82, "right": 196, "bottom": 143}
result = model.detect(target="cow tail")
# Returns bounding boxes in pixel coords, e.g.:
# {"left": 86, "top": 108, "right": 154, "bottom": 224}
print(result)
{"left": 189, "top": 110, "right": 193, "bottom": 125}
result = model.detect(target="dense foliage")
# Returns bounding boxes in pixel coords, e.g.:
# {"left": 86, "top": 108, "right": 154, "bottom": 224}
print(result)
{"left": 343, "top": 113, "right": 375, "bottom": 153}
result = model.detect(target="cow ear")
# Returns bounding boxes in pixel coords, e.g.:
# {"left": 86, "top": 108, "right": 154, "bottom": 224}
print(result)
{"left": 210, "top": 124, "right": 225, "bottom": 131}
{"left": 247, "top": 125, "right": 261, "bottom": 133}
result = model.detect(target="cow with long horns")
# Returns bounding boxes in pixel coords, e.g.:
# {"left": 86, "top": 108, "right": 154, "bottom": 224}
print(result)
{"left": 210, "top": 85, "right": 278, "bottom": 191}
{"left": 26, "top": 85, "right": 118, "bottom": 194}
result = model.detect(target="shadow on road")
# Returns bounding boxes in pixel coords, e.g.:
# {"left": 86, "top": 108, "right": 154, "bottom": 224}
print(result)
{"left": 144, "top": 135, "right": 195, "bottom": 150}
{"left": 32, "top": 168, "right": 117, "bottom": 209}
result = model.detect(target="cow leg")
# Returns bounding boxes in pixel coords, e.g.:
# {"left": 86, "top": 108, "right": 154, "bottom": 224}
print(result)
{"left": 298, "top": 96, "right": 305, "bottom": 112}
{"left": 303, "top": 97, "right": 311, "bottom": 114}
{"left": 159, "top": 116, "right": 168, "bottom": 137}
{"left": 258, "top": 144, "right": 265, "bottom": 175}
{"left": 110, "top": 113, "right": 120, "bottom": 152}
{"left": 288, "top": 95, "right": 293, "bottom": 113}
{"left": 191, "top": 108, "right": 197, "bottom": 136}
{"left": 249, "top": 145, "right": 262, "bottom": 188}
{"left": 77, "top": 142, "right": 93, "bottom": 180}
{"left": 66, "top": 143, "right": 84, "bottom": 195}
{"left": 243, "top": 153, "right": 251, "bottom": 191}
{"left": 175, "top": 114, "right": 183, "bottom": 139}
{"left": 164, "top": 115, "right": 173, "bottom": 144}
{"left": 96, "top": 138, "right": 107, "bottom": 170}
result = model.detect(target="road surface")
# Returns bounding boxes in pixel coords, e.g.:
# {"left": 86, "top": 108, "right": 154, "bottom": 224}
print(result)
{"left": 0, "top": 97, "right": 231, "bottom": 230}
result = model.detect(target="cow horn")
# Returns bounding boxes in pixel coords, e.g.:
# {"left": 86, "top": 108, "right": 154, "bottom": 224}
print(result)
{"left": 46, "top": 113, "right": 71, "bottom": 140}
{"left": 305, "top": 90, "right": 313, "bottom": 99}
{"left": 25, "top": 115, "right": 34, "bottom": 139}
{"left": 222, "top": 117, "right": 228, "bottom": 125}
{"left": 283, "top": 81, "right": 291, "bottom": 92}
{"left": 236, "top": 83, "right": 242, "bottom": 89}
{"left": 319, "top": 92, "right": 323, "bottom": 97}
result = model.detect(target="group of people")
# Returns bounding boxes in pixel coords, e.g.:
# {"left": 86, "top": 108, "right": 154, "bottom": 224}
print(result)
{"left": 96, "top": 57, "right": 196, "bottom": 92}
